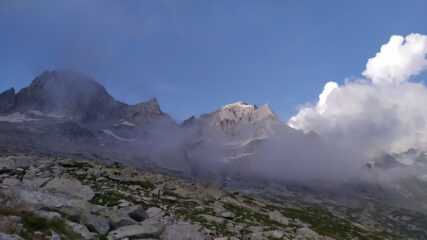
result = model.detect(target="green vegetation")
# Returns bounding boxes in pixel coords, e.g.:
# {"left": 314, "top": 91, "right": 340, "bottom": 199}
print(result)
{"left": 118, "top": 179, "right": 155, "bottom": 190}
{"left": 266, "top": 204, "right": 404, "bottom": 240}
{"left": 59, "top": 160, "right": 93, "bottom": 169}
{"left": 224, "top": 203, "right": 283, "bottom": 229}
{"left": 0, "top": 206, "right": 81, "bottom": 240}
{"left": 90, "top": 191, "right": 136, "bottom": 207}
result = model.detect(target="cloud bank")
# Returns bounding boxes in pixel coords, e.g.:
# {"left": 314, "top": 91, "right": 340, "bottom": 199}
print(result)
{"left": 289, "top": 33, "right": 427, "bottom": 154}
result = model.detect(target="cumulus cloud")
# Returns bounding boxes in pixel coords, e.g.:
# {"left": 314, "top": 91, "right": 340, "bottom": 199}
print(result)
{"left": 363, "top": 33, "right": 427, "bottom": 85}
{"left": 289, "top": 33, "right": 427, "bottom": 154}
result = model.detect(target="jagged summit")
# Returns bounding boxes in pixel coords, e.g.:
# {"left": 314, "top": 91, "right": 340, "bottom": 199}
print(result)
{"left": 199, "top": 101, "right": 278, "bottom": 137}
{"left": 126, "top": 97, "right": 168, "bottom": 125}
{"left": 14, "top": 70, "right": 123, "bottom": 122}
{"left": 0, "top": 70, "right": 170, "bottom": 125}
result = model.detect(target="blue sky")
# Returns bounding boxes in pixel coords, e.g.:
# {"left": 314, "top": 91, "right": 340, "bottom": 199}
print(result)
{"left": 0, "top": 0, "right": 426, "bottom": 121}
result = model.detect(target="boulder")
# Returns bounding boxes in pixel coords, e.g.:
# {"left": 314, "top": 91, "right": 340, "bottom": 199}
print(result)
{"left": 5, "top": 185, "right": 75, "bottom": 208}
{"left": 123, "top": 205, "right": 148, "bottom": 222}
{"left": 1, "top": 178, "right": 19, "bottom": 188}
{"left": 268, "top": 210, "right": 289, "bottom": 225}
{"left": 22, "top": 177, "right": 51, "bottom": 188}
{"left": 100, "top": 210, "right": 137, "bottom": 230}
{"left": 43, "top": 177, "right": 95, "bottom": 200}
{"left": 80, "top": 211, "right": 110, "bottom": 235}
{"left": 264, "top": 230, "right": 284, "bottom": 239}
{"left": 146, "top": 207, "right": 163, "bottom": 218}
{"left": 101, "top": 204, "right": 148, "bottom": 230}
{"left": 160, "top": 224, "right": 206, "bottom": 240}
{"left": 0, "top": 156, "right": 35, "bottom": 170}
{"left": 50, "top": 230, "right": 61, "bottom": 240}
{"left": 65, "top": 221, "right": 98, "bottom": 240}
{"left": 107, "top": 220, "right": 164, "bottom": 240}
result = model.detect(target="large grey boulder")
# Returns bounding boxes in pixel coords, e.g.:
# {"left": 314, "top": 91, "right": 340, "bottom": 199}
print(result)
{"left": 65, "top": 221, "right": 98, "bottom": 240}
{"left": 268, "top": 210, "right": 289, "bottom": 225}
{"left": 160, "top": 224, "right": 206, "bottom": 240}
{"left": 146, "top": 207, "right": 163, "bottom": 218}
{"left": 122, "top": 205, "right": 148, "bottom": 222}
{"left": 0, "top": 156, "right": 35, "bottom": 170}
{"left": 100, "top": 205, "right": 147, "bottom": 230}
{"left": 5, "top": 185, "right": 75, "bottom": 208}
{"left": 43, "top": 177, "right": 95, "bottom": 200}
{"left": 107, "top": 220, "right": 164, "bottom": 240}
{"left": 22, "top": 177, "right": 51, "bottom": 188}
{"left": 80, "top": 211, "right": 110, "bottom": 235}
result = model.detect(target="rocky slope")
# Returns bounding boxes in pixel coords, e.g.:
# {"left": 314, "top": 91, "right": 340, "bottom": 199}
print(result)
{"left": 1, "top": 153, "right": 422, "bottom": 240}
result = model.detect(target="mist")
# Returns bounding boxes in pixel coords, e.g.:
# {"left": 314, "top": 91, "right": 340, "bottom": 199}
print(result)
{"left": 120, "top": 34, "right": 427, "bottom": 186}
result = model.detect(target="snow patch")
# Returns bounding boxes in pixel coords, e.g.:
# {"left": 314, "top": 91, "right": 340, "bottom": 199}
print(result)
{"left": 222, "top": 101, "right": 255, "bottom": 109}
{"left": 114, "top": 119, "right": 136, "bottom": 127}
{"left": 0, "top": 113, "right": 39, "bottom": 123}
{"left": 102, "top": 129, "right": 134, "bottom": 142}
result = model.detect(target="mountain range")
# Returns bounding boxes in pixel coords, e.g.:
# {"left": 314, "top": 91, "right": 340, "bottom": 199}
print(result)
{"left": 0, "top": 70, "right": 427, "bottom": 239}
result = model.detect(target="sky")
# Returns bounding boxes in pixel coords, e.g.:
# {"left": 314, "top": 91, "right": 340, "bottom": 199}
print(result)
{"left": 1, "top": 0, "right": 427, "bottom": 121}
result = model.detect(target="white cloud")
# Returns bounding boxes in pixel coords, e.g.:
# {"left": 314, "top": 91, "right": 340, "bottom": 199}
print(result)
{"left": 363, "top": 33, "right": 427, "bottom": 85}
{"left": 318, "top": 81, "right": 339, "bottom": 113}
{"left": 289, "top": 33, "right": 427, "bottom": 154}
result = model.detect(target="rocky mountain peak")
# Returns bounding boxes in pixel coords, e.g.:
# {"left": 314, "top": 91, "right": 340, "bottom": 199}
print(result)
{"left": 15, "top": 70, "right": 120, "bottom": 119}
{"left": 0, "top": 70, "right": 173, "bottom": 127}
{"left": 125, "top": 98, "right": 168, "bottom": 125}
{"left": 183, "top": 101, "right": 278, "bottom": 141}
{"left": 180, "top": 116, "right": 197, "bottom": 127}
{"left": 202, "top": 101, "right": 276, "bottom": 132}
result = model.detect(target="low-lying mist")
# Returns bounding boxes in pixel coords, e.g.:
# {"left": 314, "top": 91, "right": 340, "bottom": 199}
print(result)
{"left": 123, "top": 33, "right": 427, "bottom": 187}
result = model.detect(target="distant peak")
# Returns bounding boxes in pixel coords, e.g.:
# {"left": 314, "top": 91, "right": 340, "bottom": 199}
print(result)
{"left": 180, "top": 116, "right": 198, "bottom": 127}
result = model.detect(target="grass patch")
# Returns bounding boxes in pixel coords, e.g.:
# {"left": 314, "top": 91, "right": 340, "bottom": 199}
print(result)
{"left": 266, "top": 205, "right": 403, "bottom": 240}
{"left": 90, "top": 191, "right": 135, "bottom": 207}
{"left": 0, "top": 206, "right": 81, "bottom": 240}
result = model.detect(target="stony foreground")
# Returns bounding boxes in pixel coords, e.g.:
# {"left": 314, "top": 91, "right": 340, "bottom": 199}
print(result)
{"left": 0, "top": 154, "right": 414, "bottom": 239}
